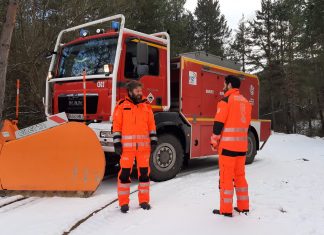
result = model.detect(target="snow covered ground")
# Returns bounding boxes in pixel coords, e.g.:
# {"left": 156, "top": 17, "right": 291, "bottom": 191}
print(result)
{"left": 0, "top": 133, "right": 324, "bottom": 235}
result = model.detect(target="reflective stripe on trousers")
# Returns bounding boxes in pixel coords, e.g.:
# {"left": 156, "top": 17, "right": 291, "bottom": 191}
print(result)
{"left": 138, "top": 181, "right": 150, "bottom": 203}
{"left": 119, "top": 183, "right": 131, "bottom": 188}
{"left": 118, "top": 183, "right": 130, "bottom": 196}
{"left": 139, "top": 189, "right": 149, "bottom": 194}
{"left": 237, "top": 195, "right": 249, "bottom": 201}
{"left": 138, "top": 187, "right": 150, "bottom": 203}
{"left": 139, "top": 182, "right": 150, "bottom": 187}
{"left": 223, "top": 198, "right": 233, "bottom": 203}
{"left": 118, "top": 190, "right": 129, "bottom": 196}
{"left": 223, "top": 189, "right": 234, "bottom": 195}
{"left": 235, "top": 187, "right": 248, "bottom": 193}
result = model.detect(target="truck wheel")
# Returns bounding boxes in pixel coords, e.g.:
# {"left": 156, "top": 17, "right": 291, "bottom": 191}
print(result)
{"left": 150, "top": 134, "right": 184, "bottom": 182}
{"left": 246, "top": 131, "right": 257, "bottom": 164}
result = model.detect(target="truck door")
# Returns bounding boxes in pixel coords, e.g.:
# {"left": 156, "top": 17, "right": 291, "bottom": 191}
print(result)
{"left": 120, "top": 39, "right": 167, "bottom": 109}
{"left": 180, "top": 59, "right": 202, "bottom": 157}
{"left": 200, "top": 69, "right": 224, "bottom": 156}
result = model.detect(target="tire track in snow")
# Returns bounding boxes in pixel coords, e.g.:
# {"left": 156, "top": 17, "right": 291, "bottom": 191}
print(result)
{"left": 0, "top": 196, "right": 28, "bottom": 209}
{"left": 0, "top": 197, "right": 39, "bottom": 213}
{"left": 62, "top": 161, "right": 218, "bottom": 235}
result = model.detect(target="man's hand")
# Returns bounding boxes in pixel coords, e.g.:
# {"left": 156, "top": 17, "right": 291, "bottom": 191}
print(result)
{"left": 114, "top": 142, "right": 123, "bottom": 155}
{"left": 210, "top": 134, "right": 221, "bottom": 151}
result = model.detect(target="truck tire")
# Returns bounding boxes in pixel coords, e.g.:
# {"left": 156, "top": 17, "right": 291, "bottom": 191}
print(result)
{"left": 246, "top": 131, "right": 257, "bottom": 164}
{"left": 150, "top": 134, "right": 184, "bottom": 182}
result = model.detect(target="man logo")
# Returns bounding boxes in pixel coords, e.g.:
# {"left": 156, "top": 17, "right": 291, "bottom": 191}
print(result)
{"left": 69, "top": 100, "right": 83, "bottom": 106}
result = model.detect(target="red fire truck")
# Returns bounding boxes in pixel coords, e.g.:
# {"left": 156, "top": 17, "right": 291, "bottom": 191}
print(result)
{"left": 45, "top": 15, "right": 271, "bottom": 181}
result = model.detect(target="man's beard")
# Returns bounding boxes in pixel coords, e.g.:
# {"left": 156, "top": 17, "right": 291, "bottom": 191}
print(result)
{"left": 129, "top": 92, "right": 143, "bottom": 104}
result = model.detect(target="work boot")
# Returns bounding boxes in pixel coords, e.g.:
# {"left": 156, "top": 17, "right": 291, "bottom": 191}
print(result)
{"left": 140, "top": 202, "right": 151, "bottom": 210}
{"left": 234, "top": 207, "right": 249, "bottom": 214}
{"left": 120, "top": 204, "right": 129, "bottom": 213}
{"left": 212, "top": 209, "right": 232, "bottom": 217}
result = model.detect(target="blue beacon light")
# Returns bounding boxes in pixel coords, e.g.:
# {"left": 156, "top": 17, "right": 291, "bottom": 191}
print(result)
{"left": 111, "top": 21, "right": 120, "bottom": 31}
{"left": 80, "top": 29, "right": 90, "bottom": 37}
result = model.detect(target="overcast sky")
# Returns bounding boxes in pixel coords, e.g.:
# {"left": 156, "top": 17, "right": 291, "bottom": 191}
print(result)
{"left": 184, "top": 0, "right": 261, "bottom": 31}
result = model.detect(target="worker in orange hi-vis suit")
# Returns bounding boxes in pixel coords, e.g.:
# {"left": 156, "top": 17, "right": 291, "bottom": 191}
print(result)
{"left": 211, "top": 75, "right": 252, "bottom": 217}
{"left": 112, "top": 80, "right": 157, "bottom": 213}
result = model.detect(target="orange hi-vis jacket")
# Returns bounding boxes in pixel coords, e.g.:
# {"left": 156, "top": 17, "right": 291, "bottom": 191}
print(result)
{"left": 112, "top": 97, "right": 157, "bottom": 152}
{"left": 213, "top": 88, "right": 252, "bottom": 155}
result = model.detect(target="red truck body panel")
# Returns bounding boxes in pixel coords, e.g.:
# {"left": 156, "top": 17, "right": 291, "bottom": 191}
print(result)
{"left": 174, "top": 56, "right": 266, "bottom": 158}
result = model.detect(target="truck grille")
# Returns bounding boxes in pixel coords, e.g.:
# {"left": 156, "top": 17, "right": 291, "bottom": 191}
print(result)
{"left": 58, "top": 94, "right": 98, "bottom": 115}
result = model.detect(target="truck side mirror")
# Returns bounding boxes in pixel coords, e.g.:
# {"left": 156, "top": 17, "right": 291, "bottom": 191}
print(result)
{"left": 136, "top": 42, "right": 149, "bottom": 77}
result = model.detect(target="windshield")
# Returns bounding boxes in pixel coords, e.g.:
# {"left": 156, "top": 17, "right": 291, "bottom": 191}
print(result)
{"left": 58, "top": 37, "right": 118, "bottom": 77}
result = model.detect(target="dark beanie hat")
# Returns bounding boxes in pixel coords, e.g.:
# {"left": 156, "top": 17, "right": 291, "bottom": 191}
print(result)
{"left": 225, "top": 75, "right": 241, "bottom": 88}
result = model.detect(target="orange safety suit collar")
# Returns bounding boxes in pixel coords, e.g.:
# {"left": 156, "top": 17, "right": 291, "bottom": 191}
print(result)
{"left": 224, "top": 88, "right": 239, "bottom": 97}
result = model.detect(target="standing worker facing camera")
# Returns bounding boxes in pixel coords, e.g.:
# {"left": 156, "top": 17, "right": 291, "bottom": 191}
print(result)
{"left": 211, "top": 75, "right": 252, "bottom": 217}
{"left": 112, "top": 80, "right": 158, "bottom": 213}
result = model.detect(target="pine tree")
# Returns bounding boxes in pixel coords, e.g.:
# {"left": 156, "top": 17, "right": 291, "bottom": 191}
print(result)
{"left": 272, "top": 0, "right": 305, "bottom": 133}
{"left": 194, "top": 0, "right": 231, "bottom": 56}
{"left": 249, "top": 0, "right": 282, "bottom": 130}
{"left": 230, "top": 15, "right": 253, "bottom": 72}
{"left": 163, "top": 0, "right": 196, "bottom": 56}
{"left": 249, "top": 0, "right": 278, "bottom": 70}
{"left": 302, "top": 0, "right": 324, "bottom": 134}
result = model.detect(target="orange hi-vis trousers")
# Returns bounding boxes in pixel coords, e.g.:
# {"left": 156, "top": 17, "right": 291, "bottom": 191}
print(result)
{"left": 219, "top": 154, "right": 249, "bottom": 214}
{"left": 117, "top": 150, "right": 150, "bottom": 206}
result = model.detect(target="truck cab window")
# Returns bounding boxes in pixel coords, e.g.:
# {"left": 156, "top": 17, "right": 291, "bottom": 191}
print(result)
{"left": 59, "top": 37, "right": 117, "bottom": 78}
{"left": 149, "top": 46, "right": 159, "bottom": 75}
{"left": 124, "top": 41, "right": 159, "bottom": 79}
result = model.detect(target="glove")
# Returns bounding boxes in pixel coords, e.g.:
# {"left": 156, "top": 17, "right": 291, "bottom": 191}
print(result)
{"left": 150, "top": 140, "right": 158, "bottom": 154}
{"left": 114, "top": 142, "right": 123, "bottom": 155}
{"left": 210, "top": 134, "right": 221, "bottom": 151}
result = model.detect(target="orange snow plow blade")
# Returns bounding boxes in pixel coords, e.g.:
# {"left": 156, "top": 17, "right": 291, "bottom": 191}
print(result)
{"left": 0, "top": 121, "right": 105, "bottom": 195}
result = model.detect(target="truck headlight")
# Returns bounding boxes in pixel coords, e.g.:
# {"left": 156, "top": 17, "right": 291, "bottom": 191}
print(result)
{"left": 100, "top": 131, "right": 112, "bottom": 138}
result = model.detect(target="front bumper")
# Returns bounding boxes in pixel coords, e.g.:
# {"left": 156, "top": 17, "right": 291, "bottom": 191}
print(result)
{"left": 88, "top": 122, "right": 114, "bottom": 152}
